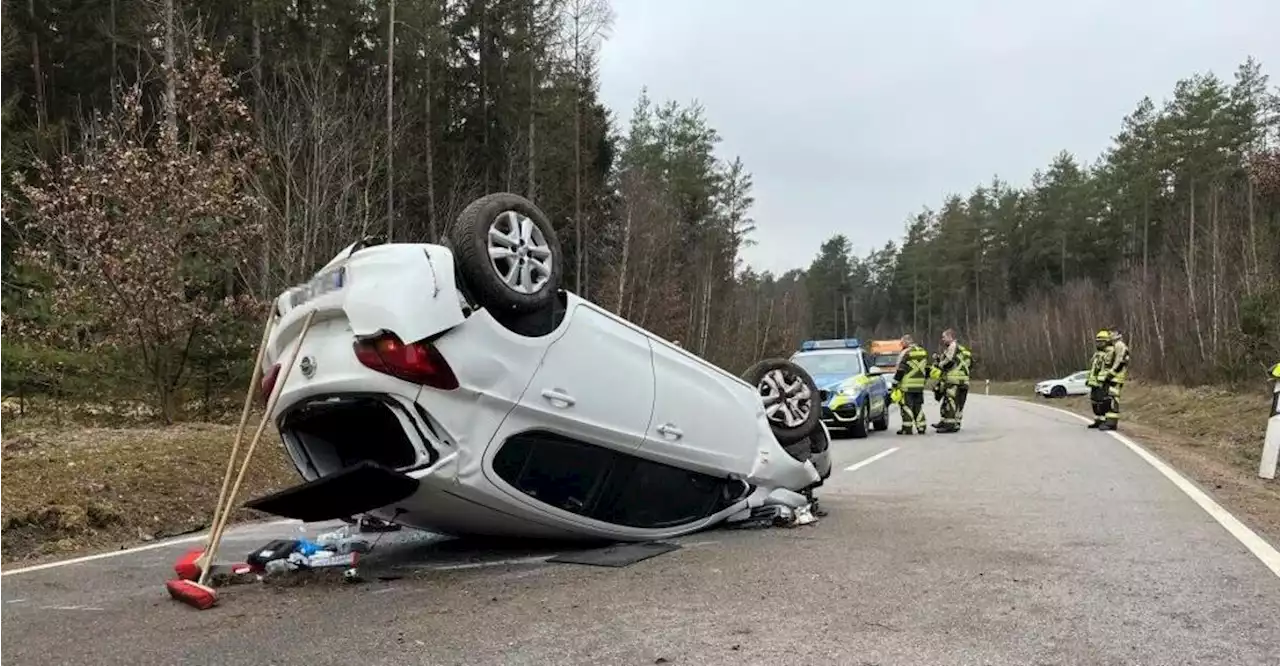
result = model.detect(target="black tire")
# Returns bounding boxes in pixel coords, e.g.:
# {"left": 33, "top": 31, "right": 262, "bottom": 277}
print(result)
{"left": 871, "top": 405, "right": 889, "bottom": 431}
{"left": 449, "top": 193, "right": 563, "bottom": 314}
{"left": 849, "top": 405, "right": 870, "bottom": 439}
{"left": 1049, "top": 385, "right": 1067, "bottom": 398}
{"left": 742, "top": 358, "right": 822, "bottom": 446}
{"left": 849, "top": 407, "right": 870, "bottom": 440}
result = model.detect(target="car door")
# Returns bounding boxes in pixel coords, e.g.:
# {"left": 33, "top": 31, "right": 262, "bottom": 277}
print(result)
{"left": 858, "top": 351, "right": 889, "bottom": 417}
{"left": 1066, "top": 371, "right": 1089, "bottom": 394}
{"left": 488, "top": 302, "right": 656, "bottom": 456}
{"left": 642, "top": 339, "right": 759, "bottom": 478}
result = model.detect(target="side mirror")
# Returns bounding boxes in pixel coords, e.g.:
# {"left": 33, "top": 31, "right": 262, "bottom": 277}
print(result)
{"left": 867, "top": 366, "right": 888, "bottom": 376}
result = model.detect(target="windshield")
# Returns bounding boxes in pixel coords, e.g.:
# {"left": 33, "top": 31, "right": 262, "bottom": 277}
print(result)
{"left": 870, "top": 352, "right": 900, "bottom": 368}
{"left": 791, "top": 351, "right": 865, "bottom": 377}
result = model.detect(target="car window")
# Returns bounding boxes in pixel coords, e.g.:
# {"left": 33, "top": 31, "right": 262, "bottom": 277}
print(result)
{"left": 593, "top": 459, "right": 731, "bottom": 528}
{"left": 870, "top": 352, "right": 900, "bottom": 368}
{"left": 491, "top": 433, "right": 611, "bottom": 515}
{"left": 791, "top": 351, "right": 865, "bottom": 376}
{"left": 492, "top": 432, "right": 738, "bottom": 528}
{"left": 1069, "top": 371, "right": 1088, "bottom": 381}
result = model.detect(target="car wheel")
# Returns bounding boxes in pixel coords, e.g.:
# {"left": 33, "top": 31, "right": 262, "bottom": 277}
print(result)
{"left": 450, "top": 192, "right": 563, "bottom": 314}
{"left": 871, "top": 406, "right": 889, "bottom": 431}
{"left": 849, "top": 405, "right": 870, "bottom": 439}
{"left": 743, "top": 358, "right": 822, "bottom": 446}
{"left": 1049, "top": 385, "right": 1067, "bottom": 398}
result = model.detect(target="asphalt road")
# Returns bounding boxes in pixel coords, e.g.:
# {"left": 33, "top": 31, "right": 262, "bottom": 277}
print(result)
{"left": 4, "top": 396, "right": 1280, "bottom": 666}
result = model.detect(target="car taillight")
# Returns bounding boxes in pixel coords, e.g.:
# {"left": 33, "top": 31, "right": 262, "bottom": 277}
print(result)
{"left": 260, "top": 363, "right": 282, "bottom": 404}
{"left": 353, "top": 333, "right": 459, "bottom": 390}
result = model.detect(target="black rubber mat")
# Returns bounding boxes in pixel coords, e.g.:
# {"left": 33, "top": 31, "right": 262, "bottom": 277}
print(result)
{"left": 244, "top": 461, "right": 419, "bottom": 522}
{"left": 548, "top": 541, "right": 682, "bottom": 567}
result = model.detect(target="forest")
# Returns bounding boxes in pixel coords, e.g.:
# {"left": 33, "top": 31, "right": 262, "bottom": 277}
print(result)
{"left": 2, "top": 0, "right": 805, "bottom": 421}
{"left": 2, "top": 0, "right": 1278, "bottom": 424}
{"left": 802, "top": 59, "right": 1280, "bottom": 384}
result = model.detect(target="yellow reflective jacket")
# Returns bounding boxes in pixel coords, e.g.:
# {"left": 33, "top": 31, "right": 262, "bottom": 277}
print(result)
{"left": 894, "top": 345, "right": 929, "bottom": 391}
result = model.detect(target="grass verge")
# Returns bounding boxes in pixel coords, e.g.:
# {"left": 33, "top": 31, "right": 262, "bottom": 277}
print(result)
{"left": 985, "top": 380, "right": 1280, "bottom": 547}
{"left": 1, "top": 418, "right": 296, "bottom": 565}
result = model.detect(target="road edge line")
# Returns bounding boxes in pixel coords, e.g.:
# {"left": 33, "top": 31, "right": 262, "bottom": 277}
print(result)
{"left": 844, "top": 447, "right": 900, "bottom": 472}
{"left": 993, "top": 395, "right": 1280, "bottom": 579}
{"left": 0, "top": 518, "right": 300, "bottom": 578}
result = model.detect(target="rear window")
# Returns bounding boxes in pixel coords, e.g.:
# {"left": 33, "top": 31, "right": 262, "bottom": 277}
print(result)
{"left": 791, "top": 351, "right": 865, "bottom": 376}
{"left": 871, "top": 353, "right": 900, "bottom": 368}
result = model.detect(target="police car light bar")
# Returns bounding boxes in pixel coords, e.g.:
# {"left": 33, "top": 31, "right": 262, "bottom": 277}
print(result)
{"left": 800, "top": 338, "right": 861, "bottom": 351}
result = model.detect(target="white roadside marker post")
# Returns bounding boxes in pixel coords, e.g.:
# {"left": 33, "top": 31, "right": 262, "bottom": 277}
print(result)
{"left": 985, "top": 379, "right": 990, "bottom": 396}
{"left": 1260, "top": 372, "right": 1279, "bottom": 480}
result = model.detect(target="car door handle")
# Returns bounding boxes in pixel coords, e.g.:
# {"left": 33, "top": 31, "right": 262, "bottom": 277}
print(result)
{"left": 540, "top": 389, "right": 576, "bottom": 407}
{"left": 656, "top": 423, "right": 683, "bottom": 439}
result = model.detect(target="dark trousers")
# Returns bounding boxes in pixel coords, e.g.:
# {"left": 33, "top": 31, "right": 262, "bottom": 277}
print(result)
{"left": 1089, "top": 384, "right": 1120, "bottom": 425}
{"left": 939, "top": 384, "right": 959, "bottom": 426}
{"left": 899, "top": 390, "right": 926, "bottom": 433}
{"left": 938, "top": 382, "right": 970, "bottom": 430}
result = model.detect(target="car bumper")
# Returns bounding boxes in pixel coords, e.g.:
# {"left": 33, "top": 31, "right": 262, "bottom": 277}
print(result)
{"left": 820, "top": 395, "right": 863, "bottom": 428}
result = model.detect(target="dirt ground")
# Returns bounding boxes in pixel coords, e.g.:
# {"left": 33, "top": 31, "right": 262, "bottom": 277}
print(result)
{"left": 987, "top": 380, "right": 1280, "bottom": 547}
{"left": 1, "top": 418, "right": 296, "bottom": 564}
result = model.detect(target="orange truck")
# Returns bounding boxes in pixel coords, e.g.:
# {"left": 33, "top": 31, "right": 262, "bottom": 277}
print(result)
{"left": 868, "top": 339, "right": 905, "bottom": 374}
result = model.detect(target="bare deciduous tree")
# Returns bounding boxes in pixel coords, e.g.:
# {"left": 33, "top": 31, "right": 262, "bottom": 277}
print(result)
{"left": 16, "top": 50, "right": 263, "bottom": 421}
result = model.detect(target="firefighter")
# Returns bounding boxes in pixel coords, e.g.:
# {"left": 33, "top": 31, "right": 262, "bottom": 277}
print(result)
{"left": 1102, "top": 328, "right": 1130, "bottom": 430}
{"left": 927, "top": 350, "right": 948, "bottom": 422}
{"left": 892, "top": 334, "right": 929, "bottom": 435}
{"left": 956, "top": 341, "right": 973, "bottom": 429}
{"left": 1086, "top": 329, "right": 1121, "bottom": 429}
{"left": 932, "top": 328, "right": 970, "bottom": 433}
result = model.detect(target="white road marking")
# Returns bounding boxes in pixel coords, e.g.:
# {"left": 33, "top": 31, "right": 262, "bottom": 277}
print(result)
{"left": 1004, "top": 396, "right": 1280, "bottom": 579}
{"left": 41, "top": 605, "right": 105, "bottom": 612}
{"left": 0, "top": 519, "right": 301, "bottom": 578}
{"left": 844, "top": 447, "right": 901, "bottom": 472}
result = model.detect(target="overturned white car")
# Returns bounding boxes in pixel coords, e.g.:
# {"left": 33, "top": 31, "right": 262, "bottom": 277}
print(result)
{"left": 245, "top": 193, "right": 832, "bottom": 541}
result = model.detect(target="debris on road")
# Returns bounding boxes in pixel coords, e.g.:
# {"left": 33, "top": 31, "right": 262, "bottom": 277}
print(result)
{"left": 248, "top": 529, "right": 368, "bottom": 581}
{"left": 352, "top": 515, "right": 401, "bottom": 533}
{"left": 207, "top": 563, "right": 258, "bottom": 588}
{"left": 726, "top": 500, "right": 824, "bottom": 530}
{"left": 165, "top": 523, "right": 383, "bottom": 609}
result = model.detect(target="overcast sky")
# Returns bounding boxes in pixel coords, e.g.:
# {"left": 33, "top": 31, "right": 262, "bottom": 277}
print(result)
{"left": 596, "top": 0, "right": 1280, "bottom": 275}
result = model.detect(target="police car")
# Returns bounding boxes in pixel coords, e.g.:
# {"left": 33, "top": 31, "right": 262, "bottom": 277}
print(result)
{"left": 789, "top": 339, "right": 891, "bottom": 438}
